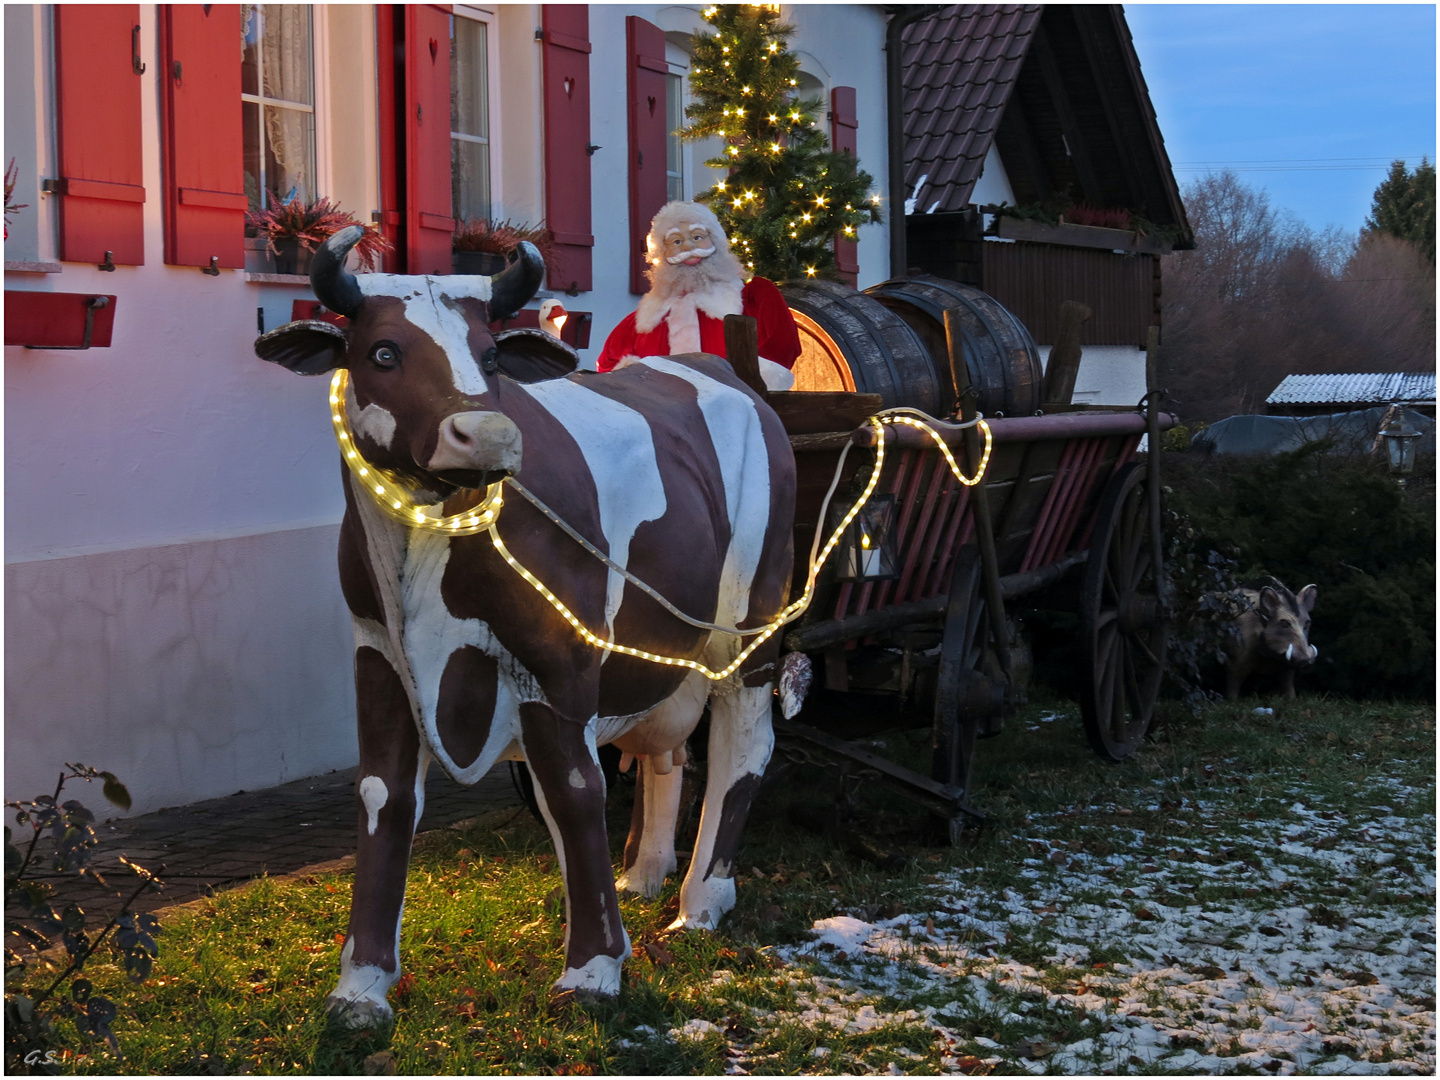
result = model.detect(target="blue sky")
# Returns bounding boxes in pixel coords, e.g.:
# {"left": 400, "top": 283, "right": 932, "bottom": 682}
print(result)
{"left": 1123, "top": 4, "right": 1436, "bottom": 235}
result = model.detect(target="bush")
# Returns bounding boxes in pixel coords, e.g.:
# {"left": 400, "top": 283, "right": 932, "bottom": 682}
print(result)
{"left": 1162, "top": 444, "right": 1434, "bottom": 699}
{"left": 5, "top": 766, "right": 163, "bottom": 1071}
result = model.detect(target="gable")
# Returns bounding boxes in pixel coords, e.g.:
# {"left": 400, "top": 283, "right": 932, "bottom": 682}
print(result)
{"left": 903, "top": 4, "right": 1193, "bottom": 247}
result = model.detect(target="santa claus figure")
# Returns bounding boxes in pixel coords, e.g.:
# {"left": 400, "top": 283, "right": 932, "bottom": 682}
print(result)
{"left": 596, "top": 201, "right": 800, "bottom": 390}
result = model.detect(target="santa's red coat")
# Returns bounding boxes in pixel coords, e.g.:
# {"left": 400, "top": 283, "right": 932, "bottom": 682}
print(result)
{"left": 596, "top": 277, "right": 801, "bottom": 373}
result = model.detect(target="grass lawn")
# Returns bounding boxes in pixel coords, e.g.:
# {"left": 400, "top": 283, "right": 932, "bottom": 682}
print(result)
{"left": 15, "top": 694, "right": 1434, "bottom": 1075}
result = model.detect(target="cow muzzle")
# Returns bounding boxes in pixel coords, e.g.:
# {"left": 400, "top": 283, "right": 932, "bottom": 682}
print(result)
{"left": 428, "top": 411, "right": 523, "bottom": 480}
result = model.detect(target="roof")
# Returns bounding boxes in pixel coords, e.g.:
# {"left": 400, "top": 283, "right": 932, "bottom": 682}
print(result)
{"left": 1267, "top": 373, "right": 1437, "bottom": 407}
{"left": 900, "top": 6, "right": 1042, "bottom": 216}
{"left": 900, "top": 5, "right": 1193, "bottom": 247}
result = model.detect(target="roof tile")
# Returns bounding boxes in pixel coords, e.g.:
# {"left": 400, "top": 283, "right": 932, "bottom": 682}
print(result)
{"left": 901, "top": 4, "right": 1042, "bottom": 213}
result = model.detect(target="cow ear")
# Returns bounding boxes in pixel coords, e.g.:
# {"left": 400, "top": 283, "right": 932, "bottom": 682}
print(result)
{"left": 1296, "top": 584, "right": 1318, "bottom": 615}
{"left": 1257, "top": 586, "right": 1281, "bottom": 620}
{"left": 255, "top": 320, "right": 348, "bottom": 376}
{"left": 493, "top": 328, "right": 579, "bottom": 383}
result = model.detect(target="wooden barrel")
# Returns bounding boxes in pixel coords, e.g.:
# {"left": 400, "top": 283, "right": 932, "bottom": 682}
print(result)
{"left": 780, "top": 280, "right": 943, "bottom": 414}
{"left": 865, "top": 275, "right": 1043, "bottom": 418}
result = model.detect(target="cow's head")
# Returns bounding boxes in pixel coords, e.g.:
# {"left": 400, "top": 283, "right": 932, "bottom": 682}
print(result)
{"left": 255, "top": 225, "right": 545, "bottom": 497}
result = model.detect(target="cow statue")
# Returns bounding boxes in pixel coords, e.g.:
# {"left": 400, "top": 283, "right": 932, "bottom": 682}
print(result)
{"left": 254, "top": 226, "right": 796, "bottom": 1025}
{"left": 1220, "top": 577, "right": 1319, "bottom": 700}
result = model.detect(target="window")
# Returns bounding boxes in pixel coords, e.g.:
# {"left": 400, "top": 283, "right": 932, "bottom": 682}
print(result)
{"left": 241, "top": 4, "right": 316, "bottom": 212}
{"left": 666, "top": 71, "right": 684, "bottom": 202}
{"left": 451, "top": 13, "right": 491, "bottom": 223}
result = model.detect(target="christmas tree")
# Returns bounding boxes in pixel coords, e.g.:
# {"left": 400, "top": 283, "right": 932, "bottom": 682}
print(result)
{"left": 682, "top": 4, "right": 882, "bottom": 282}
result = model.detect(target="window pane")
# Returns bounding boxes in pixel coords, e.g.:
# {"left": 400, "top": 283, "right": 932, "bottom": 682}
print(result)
{"left": 264, "top": 105, "right": 316, "bottom": 205}
{"left": 666, "top": 73, "right": 683, "bottom": 174}
{"left": 452, "top": 138, "right": 491, "bottom": 223}
{"left": 666, "top": 73, "right": 684, "bottom": 201}
{"left": 451, "top": 17, "right": 488, "bottom": 139}
{"left": 243, "top": 101, "right": 263, "bottom": 212}
{"left": 261, "top": 5, "right": 313, "bottom": 106}
{"left": 241, "top": 4, "right": 260, "bottom": 97}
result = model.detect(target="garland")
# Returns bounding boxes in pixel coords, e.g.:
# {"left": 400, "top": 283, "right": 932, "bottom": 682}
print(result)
{"left": 329, "top": 370, "right": 992, "bottom": 680}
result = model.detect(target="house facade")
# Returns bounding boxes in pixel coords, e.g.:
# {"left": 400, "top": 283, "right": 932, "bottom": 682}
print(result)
{"left": 4, "top": 3, "right": 892, "bottom": 814}
{"left": 899, "top": 4, "right": 1193, "bottom": 409}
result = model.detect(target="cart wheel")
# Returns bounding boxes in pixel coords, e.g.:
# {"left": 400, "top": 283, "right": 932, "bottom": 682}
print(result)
{"left": 932, "top": 549, "right": 999, "bottom": 794}
{"left": 1080, "top": 461, "right": 1168, "bottom": 760}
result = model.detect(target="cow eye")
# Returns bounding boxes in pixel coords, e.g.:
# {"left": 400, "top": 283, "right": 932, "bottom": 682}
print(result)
{"left": 369, "top": 341, "right": 401, "bottom": 369}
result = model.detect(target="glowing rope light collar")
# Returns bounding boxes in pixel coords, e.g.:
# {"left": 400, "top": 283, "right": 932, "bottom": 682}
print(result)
{"left": 330, "top": 370, "right": 992, "bottom": 680}
{"left": 330, "top": 370, "right": 503, "bottom": 534}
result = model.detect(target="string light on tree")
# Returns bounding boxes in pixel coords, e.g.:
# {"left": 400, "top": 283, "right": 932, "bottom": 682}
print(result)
{"left": 682, "top": 3, "right": 881, "bottom": 281}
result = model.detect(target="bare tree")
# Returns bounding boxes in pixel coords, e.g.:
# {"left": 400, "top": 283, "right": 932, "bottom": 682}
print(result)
{"left": 1161, "top": 171, "right": 1434, "bottom": 423}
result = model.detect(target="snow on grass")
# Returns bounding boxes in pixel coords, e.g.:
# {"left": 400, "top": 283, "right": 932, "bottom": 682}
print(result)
{"left": 698, "top": 767, "right": 1435, "bottom": 1075}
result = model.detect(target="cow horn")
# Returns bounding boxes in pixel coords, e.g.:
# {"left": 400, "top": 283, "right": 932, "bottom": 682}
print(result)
{"left": 488, "top": 241, "right": 546, "bottom": 322}
{"left": 310, "top": 225, "right": 365, "bottom": 318}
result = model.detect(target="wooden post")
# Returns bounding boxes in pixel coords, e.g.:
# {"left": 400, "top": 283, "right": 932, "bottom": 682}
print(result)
{"left": 723, "top": 313, "right": 766, "bottom": 395}
{"left": 1042, "top": 300, "right": 1092, "bottom": 405}
{"left": 945, "top": 310, "right": 1011, "bottom": 675}
{"left": 1144, "top": 324, "right": 1164, "bottom": 590}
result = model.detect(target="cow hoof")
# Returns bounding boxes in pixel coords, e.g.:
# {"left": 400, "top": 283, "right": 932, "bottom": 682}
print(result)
{"left": 325, "top": 991, "right": 394, "bottom": 1029}
{"left": 555, "top": 954, "right": 624, "bottom": 996}
{"left": 668, "top": 875, "right": 736, "bottom": 932}
{"left": 616, "top": 859, "right": 675, "bottom": 898}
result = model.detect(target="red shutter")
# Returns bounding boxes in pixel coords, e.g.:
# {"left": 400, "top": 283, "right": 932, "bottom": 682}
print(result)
{"left": 831, "top": 86, "right": 859, "bottom": 287}
{"left": 376, "top": 6, "right": 404, "bottom": 271}
{"left": 160, "top": 5, "right": 246, "bottom": 269}
{"left": 626, "top": 17, "right": 669, "bottom": 294}
{"left": 54, "top": 5, "right": 146, "bottom": 266}
{"left": 406, "top": 4, "right": 454, "bottom": 275}
{"left": 542, "top": 6, "right": 593, "bottom": 293}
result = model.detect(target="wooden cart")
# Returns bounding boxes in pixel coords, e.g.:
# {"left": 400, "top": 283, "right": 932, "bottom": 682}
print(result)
{"left": 741, "top": 300, "right": 1176, "bottom": 843}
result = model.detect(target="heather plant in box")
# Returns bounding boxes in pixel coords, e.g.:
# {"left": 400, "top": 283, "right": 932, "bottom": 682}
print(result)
{"left": 245, "top": 195, "right": 390, "bottom": 272}
{"left": 452, "top": 218, "right": 559, "bottom": 273}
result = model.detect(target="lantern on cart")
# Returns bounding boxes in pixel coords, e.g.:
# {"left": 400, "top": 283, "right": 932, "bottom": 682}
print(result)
{"left": 834, "top": 494, "right": 899, "bottom": 581}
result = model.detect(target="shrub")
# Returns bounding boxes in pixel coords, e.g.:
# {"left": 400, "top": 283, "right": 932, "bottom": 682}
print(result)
{"left": 1162, "top": 444, "right": 1435, "bottom": 699}
{"left": 5, "top": 765, "right": 163, "bottom": 1070}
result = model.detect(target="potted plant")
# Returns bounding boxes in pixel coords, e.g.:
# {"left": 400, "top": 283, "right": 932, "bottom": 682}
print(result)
{"left": 452, "top": 218, "right": 558, "bottom": 276}
{"left": 245, "top": 194, "right": 390, "bottom": 275}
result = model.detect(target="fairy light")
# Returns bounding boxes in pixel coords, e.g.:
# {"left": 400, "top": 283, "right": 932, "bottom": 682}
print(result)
{"left": 332, "top": 377, "right": 993, "bottom": 681}
{"left": 330, "top": 370, "right": 503, "bottom": 535}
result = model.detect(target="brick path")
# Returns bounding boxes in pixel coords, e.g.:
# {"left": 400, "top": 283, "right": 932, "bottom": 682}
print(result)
{"left": 32, "top": 763, "right": 523, "bottom": 919}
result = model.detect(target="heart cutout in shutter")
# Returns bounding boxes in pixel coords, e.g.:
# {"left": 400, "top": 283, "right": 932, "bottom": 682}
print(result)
{"left": 647, "top": 96, "right": 656, "bottom": 117}
{"left": 430, "top": 38, "right": 438, "bottom": 62}
{"left": 563, "top": 76, "right": 575, "bottom": 98}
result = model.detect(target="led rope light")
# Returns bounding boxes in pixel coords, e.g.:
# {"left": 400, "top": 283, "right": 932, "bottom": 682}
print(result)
{"left": 330, "top": 376, "right": 992, "bottom": 680}
{"left": 330, "top": 370, "right": 503, "bottom": 534}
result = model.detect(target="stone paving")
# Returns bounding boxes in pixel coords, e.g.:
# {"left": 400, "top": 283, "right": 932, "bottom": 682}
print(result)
{"left": 35, "top": 763, "right": 523, "bottom": 919}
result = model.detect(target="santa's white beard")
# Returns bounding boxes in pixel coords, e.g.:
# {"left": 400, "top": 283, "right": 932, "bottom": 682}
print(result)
{"left": 635, "top": 246, "right": 746, "bottom": 338}
{"left": 646, "top": 245, "right": 746, "bottom": 302}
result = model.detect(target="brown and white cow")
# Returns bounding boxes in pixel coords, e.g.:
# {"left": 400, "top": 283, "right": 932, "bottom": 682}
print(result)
{"left": 255, "top": 226, "right": 795, "bottom": 1025}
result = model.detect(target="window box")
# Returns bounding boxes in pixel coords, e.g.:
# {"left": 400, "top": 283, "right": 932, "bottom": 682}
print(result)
{"left": 5, "top": 291, "right": 117, "bottom": 349}
{"left": 452, "top": 249, "right": 508, "bottom": 276}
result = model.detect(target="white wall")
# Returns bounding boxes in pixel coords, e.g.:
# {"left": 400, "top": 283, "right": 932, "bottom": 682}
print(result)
{"left": 5, "top": 5, "right": 376, "bottom": 814}
{"left": 1038, "top": 344, "right": 1148, "bottom": 408}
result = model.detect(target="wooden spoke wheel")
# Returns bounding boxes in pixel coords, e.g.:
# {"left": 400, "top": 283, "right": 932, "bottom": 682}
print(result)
{"left": 932, "top": 550, "right": 1011, "bottom": 790}
{"left": 1079, "top": 461, "right": 1168, "bottom": 761}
